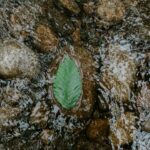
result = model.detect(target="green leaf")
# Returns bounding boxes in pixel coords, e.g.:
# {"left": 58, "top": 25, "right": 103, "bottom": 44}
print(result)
{"left": 53, "top": 55, "right": 82, "bottom": 109}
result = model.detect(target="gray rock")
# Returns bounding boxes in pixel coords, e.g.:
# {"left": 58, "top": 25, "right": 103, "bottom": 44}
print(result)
{"left": 0, "top": 40, "right": 40, "bottom": 79}
{"left": 1, "top": 87, "right": 22, "bottom": 106}
{"left": 0, "top": 144, "right": 5, "bottom": 150}
{"left": 132, "top": 131, "right": 150, "bottom": 150}
{"left": 99, "top": 44, "right": 136, "bottom": 103}
{"left": 109, "top": 112, "right": 136, "bottom": 147}
{"left": 29, "top": 101, "right": 50, "bottom": 128}
{"left": 0, "top": 106, "right": 21, "bottom": 131}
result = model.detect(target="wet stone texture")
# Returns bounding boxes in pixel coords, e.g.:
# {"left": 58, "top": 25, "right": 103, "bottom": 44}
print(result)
{"left": 29, "top": 101, "right": 50, "bottom": 128}
{"left": 86, "top": 119, "right": 109, "bottom": 143}
{"left": 0, "top": 106, "right": 21, "bottom": 132}
{"left": 0, "top": 40, "right": 40, "bottom": 79}
{"left": 137, "top": 83, "right": 150, "bottom": 132}
{"left": 59, "top": 0, "right": 80, "bottom": 14}
{"left": 109, "top": 112, "right": 136, "bottom": 148}
{"left": 99, "top": 44, "right": 137, "bottom": 103}
{"left": 97, "top": 0, "right": 125, "bottom": 22}
{"left": 0, "top": 0, "right": 150, "bottom": 149}
{"left": 34, "top": 24, "right": 58, "bottom": 53}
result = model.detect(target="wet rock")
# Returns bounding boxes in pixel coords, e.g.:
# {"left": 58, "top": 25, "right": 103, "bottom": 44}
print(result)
{"left": 138, "top": 53, "right": 150, "bottom": 81}
{"left": 96, "top": 0, "right": 125, "bottom": 22}
{"left": 59, "top": 0, "right": 80, "bottom": 14}
{"left": 49, "top": 46, "right": 96, "bottom": 119}
{"left": 96, "top": 0, "right": 126, "bottom": 27}
{"left": 9, "top": 2, "right": 42, "bottom": 41}
{"left": 143, "top": 120, "right": 150, "bottom": 132}
{"left": 75, "top": 136, "right": 111, "bottom": 150}
{"left": 0, "top": 144, "right": 5, "bottom": 150}
{"left": 34, "top": 24, "right": 58, "bottom": 52}
{"left": 123, "top": 0, "right": 137, "bottom": 7}
{"left": 0, "top": 86, "right": 32, "bottom": 110}
{"left": 49, "top": 104, "right": 86, "bottom": 135}
{"left": 48, "top": 2, "right": 75, "bottom": 36}
{"left": 29, "top": 101, "right": 50, "bottom": 128}
{"left": 1, "top": 87, "right": 22, "bottom": 106}
{"left": 83, "top": 2, "right": 95, "bottom": 15}
{"left": 109, "top": 112, "right": 136, "bottom": 147}
{"left": 80, "top": 15, "right": 101, "bottom": 46}
{"left": 0, "top": 40, "right": 40, "bottom": 79}
{"left": 0, "top": 106, "right": 21, "bottom": 131}
{"left": 0, "top": 10, "right": 9, "bottom": 39}
{"left": 133, "top": 131, "right": 150, "bottom": 150}
{"left": 99, "top": 44, "right": 136, "bottom": 103}
{"left": 146, "top": 53, "right": 150, "bottom": 77}
{"left": 40, "top": 129, "right": 55, "bottom": 145}
{"left": 136, "top": 0, "right": 150, "bottom": 34}
{"left": 137, "top": 83, "right": 150, "bottom": 132}
{"left": 137, "top": 83, "right": 150, "bottom": 112}
{"left": 86, "top": 119, "right": 109, "bottom": 143}
{"left": 72, "top": 28, "right": 81, "bottom": 45}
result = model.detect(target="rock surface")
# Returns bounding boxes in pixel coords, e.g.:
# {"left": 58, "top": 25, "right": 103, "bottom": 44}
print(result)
{"left": 133, "top": 131, "right": 150, "bottom": 150}
{"left": 75, "top": 136, "right": 111, "bottom": 150}
{"left": 86, "top": 119, "right": 109, "bottom": 143}
{"left": 40, "top": 129, "right": 55, "bottom": 145}
{"left": 34, "top": 24, "right": 58, "bottom": 52}
{"left": 137, "top": 83, "right": 150, "bottom": 112}
{"left": 9, "top": 2, "right": 42, "bottom": 41}
{"left": 0, "top": 40, "right": 40, "bottom": 79}
{"left": 97, "top": 0, "right": 125, "bottom": 22}
{"left": 29, "top": 101, "right": 50, "bottom": 128}
{"left": 1, "top": 87, "right": 22, "bottom": 106}
{"left": 109, "top": 112, "right": 136, "bottom": 147}
{"left": 47, "top": 1, "right": 75, "bottom": 36}
{"left": 99, "top": 44, "right": 136, "bottom": 103}
{"left": 59, "top": 0, "right": 80, "bottom": 14}
{"left": 0, "top": 106, "right": 21, "bottom": 131}
{"left": 0, "top": 0, "right": 149, "bottom": 149}
{"left": 137, "top": 83, "right": 150, "bottom": 132}
{"left": 143, "top": 120, "right": 150, "bottom": 132}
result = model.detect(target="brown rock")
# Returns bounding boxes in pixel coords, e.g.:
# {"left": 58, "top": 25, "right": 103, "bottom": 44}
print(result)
{"left": 9, "top": 3, "right": 41, "bottom": 41}
{"left": 0, "top": 40, "right": 40, "bottom": 79}
{"left": 86, "top": 119, "right": 109, "bottom": 143}
{"left": 72, "top": 28, "right": 81, "bottom": 45}
{"left": 137, "top": 83, "right": 150, "bottom": 112}
{"left": 83, "top": 2, "right": 95, "bottom": 15}
{"left": 143, "top": 120, "right": 150, "bottom": 132}
{"left": 48, "top": 1, "right": 75, "bottom": 36}
{"left": 40, "top": 129, "right": 55, "bottom": 145}
{"left": 1, "top": 87, "right": 22, "bottom": 106}
{"left": 59, "top": 0, "right": 80, "bottom": 14}
{"left": 123, "top": 0, "right": 138, "bottom": 7}
{"left": 76, "top": 136, "right": 111, "bottom": 150}
{"left": 49, "top": 46, "right": 96, "bottom": 119}
{"left": 97, "top": 0, "right": 125, "bottom": 22}
{"left": 99, "top": 44, "right": 136, "bottom": 103}
{"left": 109, "top": 112, "right": 136, "bottom": 147}
{"left": 0, "top": 106, "right": 21, "bottom": 131}
{"left": 29, "top": 101, "right": 50, "bottom": 128}
{"left": 35, "top": 25, "right": 58, "bottom": 52}
{"left": 137, "top": 83, "right": 150, "bottom": 132}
